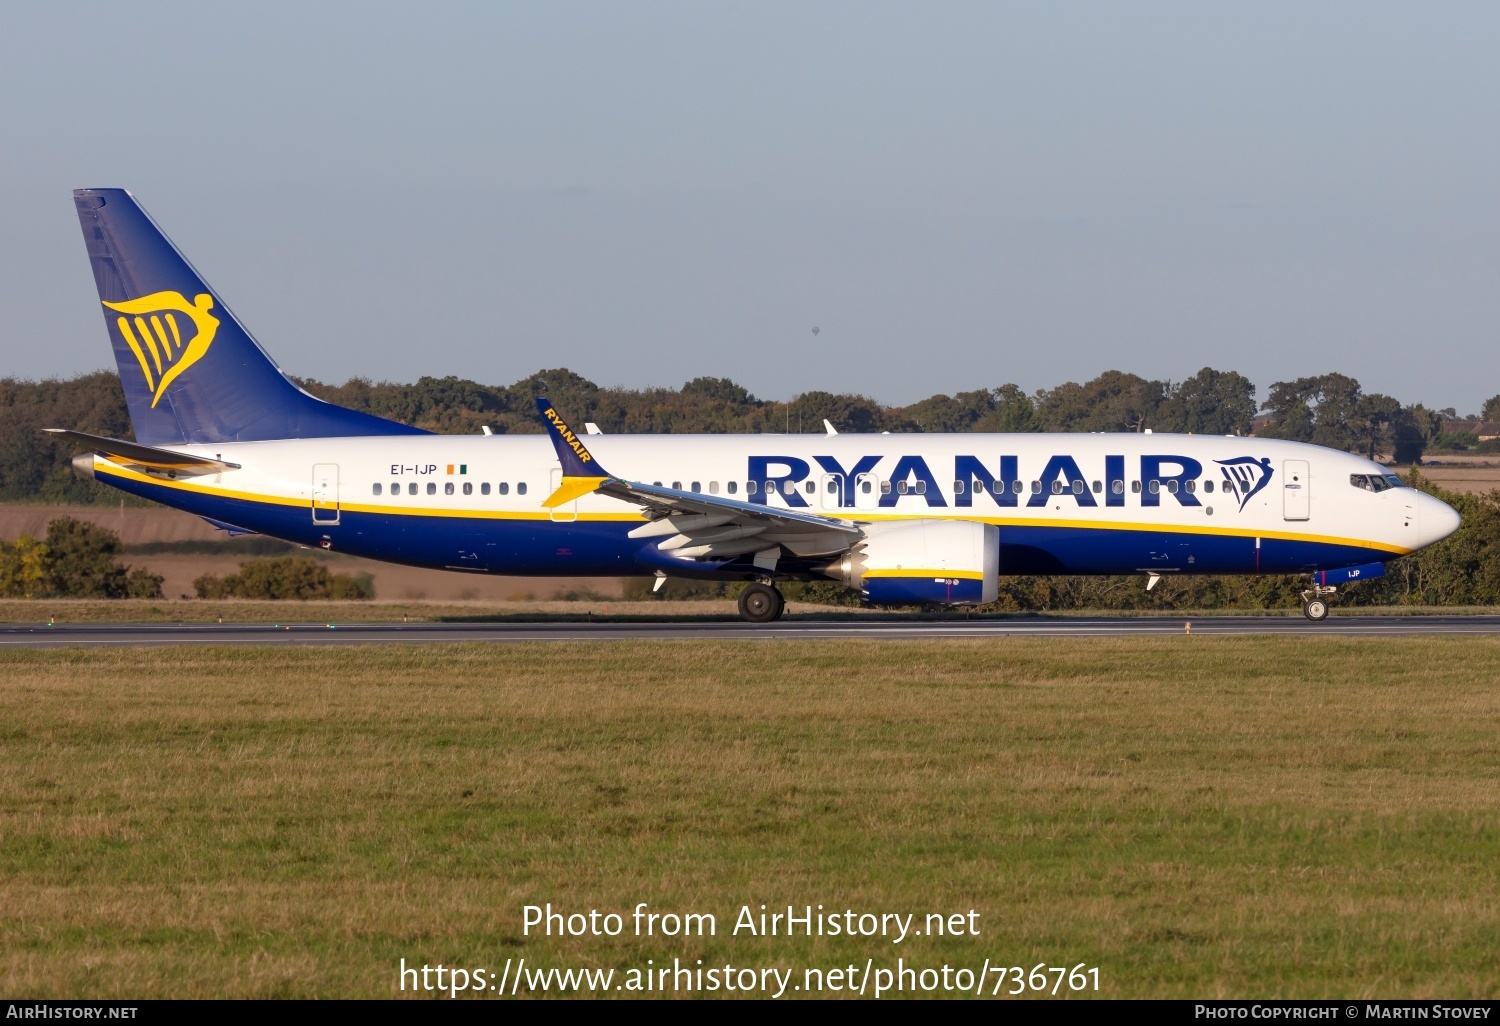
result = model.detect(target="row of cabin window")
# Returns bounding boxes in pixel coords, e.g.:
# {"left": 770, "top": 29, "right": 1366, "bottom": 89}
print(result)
{"left": 373, "top": 481, "right": 527, "bottom": 496}
{"left": 942, "top": 478, "right": 1217, "bottom": 496}
{"left": 648, "top": 478, "right": 1222, "bottom": 496}
{"left": 373, "top": 477, "right": 1226, "bottom": 500}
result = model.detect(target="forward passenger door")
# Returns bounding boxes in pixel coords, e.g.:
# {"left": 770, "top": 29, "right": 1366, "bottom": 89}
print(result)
{"left": 1283, "top": 460, "right": 1309, "bottom": 521}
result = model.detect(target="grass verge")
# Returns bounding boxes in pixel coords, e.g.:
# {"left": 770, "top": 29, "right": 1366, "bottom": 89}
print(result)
{"left": 1, "top": 638, "right": 1498, "bottom": 998}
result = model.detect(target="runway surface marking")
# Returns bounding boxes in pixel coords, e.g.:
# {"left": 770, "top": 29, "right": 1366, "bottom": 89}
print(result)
{"left": 3, "top": 617, "right": 1500, "bottom": 647}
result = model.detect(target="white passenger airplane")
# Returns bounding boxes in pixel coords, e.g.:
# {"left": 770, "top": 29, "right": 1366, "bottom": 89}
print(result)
{"left": 56, "top": 189, "right": 1460, "bottom": 622}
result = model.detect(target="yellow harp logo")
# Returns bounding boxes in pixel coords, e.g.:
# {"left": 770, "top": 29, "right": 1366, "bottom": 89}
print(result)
{"left": 102, "top": 292, "right": 220, "bottom": 407}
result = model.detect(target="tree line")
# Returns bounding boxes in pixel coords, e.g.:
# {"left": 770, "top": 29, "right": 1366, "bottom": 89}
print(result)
{"left": 3, "top": 367, "right": 1495, "bottom": 504}
{"left": 0, "top": 516, "right": 162, "bottom": 598}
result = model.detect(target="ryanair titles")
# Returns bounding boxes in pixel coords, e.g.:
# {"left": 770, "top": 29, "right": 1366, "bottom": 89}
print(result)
{"left": 541, "top": 407, "right": 594, "bottom": 465}
{"left": 746, "top": 453, "right": 1274, "bottom": 510}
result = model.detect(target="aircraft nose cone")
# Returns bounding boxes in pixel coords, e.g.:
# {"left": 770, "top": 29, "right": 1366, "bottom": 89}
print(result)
{"left": 1416, "top": 491, "right": 1461, "bottom": 548}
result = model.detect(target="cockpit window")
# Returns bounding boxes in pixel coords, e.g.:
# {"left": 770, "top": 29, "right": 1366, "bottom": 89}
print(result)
{"left": 1350, "top": 473, "right": 1407, "bottom": 492}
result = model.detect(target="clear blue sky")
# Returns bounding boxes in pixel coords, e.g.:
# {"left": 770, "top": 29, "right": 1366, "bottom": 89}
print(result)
{"left": 2, "top": 1, "right": 1497, "bottom": 412}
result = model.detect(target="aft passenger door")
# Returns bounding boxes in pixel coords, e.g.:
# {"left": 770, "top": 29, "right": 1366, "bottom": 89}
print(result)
{"left": 312, "top": 464, "right": 340, "bottom": 525}
{"left": 1283, "top": 460, "right": 1309, "bottom": 521}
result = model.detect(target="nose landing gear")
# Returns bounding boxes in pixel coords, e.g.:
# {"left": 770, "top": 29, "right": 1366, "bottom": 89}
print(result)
{"left": 1300, "top": 582, "right": 1336, "bottom": 621}
{"left": 738, "top": 582, "right": 785, "bottom": 623}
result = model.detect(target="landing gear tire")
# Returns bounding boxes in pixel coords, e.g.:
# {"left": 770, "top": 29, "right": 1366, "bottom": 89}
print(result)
{"left": 739, "top": 582, "right": 784, "bottom": 623}
{"left": 1303, "top": 597, "right": 1329, "bottom": 622}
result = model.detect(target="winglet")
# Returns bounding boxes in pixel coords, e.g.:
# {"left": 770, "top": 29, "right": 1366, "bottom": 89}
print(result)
{"left": 536, "top": 397, "right": 611, "bottom": 507}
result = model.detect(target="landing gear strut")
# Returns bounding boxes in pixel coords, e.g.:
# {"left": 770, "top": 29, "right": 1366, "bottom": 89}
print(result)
{"left": 738, "top": 582, "right": 785, "bottom": 623}
{"left": 1300, "top": 583, "right": 1336, "bottom": 622}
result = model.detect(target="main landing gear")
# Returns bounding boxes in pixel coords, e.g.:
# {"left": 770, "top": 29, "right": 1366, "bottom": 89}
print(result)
{"left": 1300, "top": 582, "right": 1336, "bottom": 622}
{"left": 738, "top": 582, "right": 785, "bottom": 623}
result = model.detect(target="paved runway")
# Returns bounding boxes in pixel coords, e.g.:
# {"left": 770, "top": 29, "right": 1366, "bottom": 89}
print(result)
{"left": 4, "top": 615, "right": 1500, "bottom": 647}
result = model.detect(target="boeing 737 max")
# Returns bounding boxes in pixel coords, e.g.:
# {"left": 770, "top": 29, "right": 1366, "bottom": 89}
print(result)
{"left": 56, "top": 189, "right": 1461, "bottom": 622}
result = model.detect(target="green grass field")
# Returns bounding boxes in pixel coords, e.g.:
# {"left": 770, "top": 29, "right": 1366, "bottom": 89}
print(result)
{"left": 1, "top": 638, "right": 1498, "bottom": 998}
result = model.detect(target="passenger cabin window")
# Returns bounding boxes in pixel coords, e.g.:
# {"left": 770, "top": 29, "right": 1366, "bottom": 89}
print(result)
{"left": 1167, "top": 480, "right": 1179, "bottom": 494}
{"left": 1185, "top": 480, "right": 1196, "bottom": 493}
{"left": 746, "top": 481, "right": 757, "bottom": 494}
{"left": 1012, "top": 480, "right": 1024, "bottom": 494}
{"left": 1031, "top": 481, "right": 1042, "bottom": 494}
{"left": 498, "top": 482, "right": 509, "bottom": 495}
{"left": 517, "top": 483, "right": 527, "bottom": 495}
{"left": 954, "top": 480, "right": 966, "bottom": 494}
{"left": 445, "top": 482, "right": 454, "bottom": 495}
{"left": 463, "top": 482, "right": 472, "bottom": 495}
{"left": 897, "top": 481, "right": 909, "bottom": 494}
{"left": 408, "top": 483, "right": 418, "bottom": 495}
{"left": 1092, "top": 480, "right": 1102, "bottom": 493}
{"left": 1071, "top": 480, "right": 1084, "bottom": 495}
{"left": 1112, "top": 480, "right": 1125, "bottom": 495}
{"left": 1052, "top": 480, "right": 1064, "bottom": 495}
{"left": 727, "top": 481, "right": 737, "bottom": 495}
{"left": 372, "top": 483, "right": 382, "bottom": 495}
{"left": 710, "top": 482, "right": 719, "bottom": 494}
{"left": 691, "top": 481, "right": 700, "bottom": 492}
{"left": 804, "top": 480, "right": 815, "bottom": 494}
{"left": 481, "top": 482, "right": 491, "bottom": 495}
{"left": 783, "top": 481, "right": 796, "bottom": 495}
{"left": 1148, "top": 480, "right": 1160, "bottom": 494}
{"left": 1203, "top": 480, "right": 1214, "bottom": 493}
{"left": 672, "top": 481, "right": 682, "bottom": 490}
{"left": 881, "top": 480, "right": 892, "bottom": 494}
{"left": 1131, "top": 481, "right": 1141, "bottom": 493}
{"left": 427, "top": 482, "right": 437, "bottom": 495}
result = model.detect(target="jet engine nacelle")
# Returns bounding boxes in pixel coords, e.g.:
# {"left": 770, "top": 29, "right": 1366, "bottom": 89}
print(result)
{"left": 825, "top": 519, "right": 998, "bottom": 606}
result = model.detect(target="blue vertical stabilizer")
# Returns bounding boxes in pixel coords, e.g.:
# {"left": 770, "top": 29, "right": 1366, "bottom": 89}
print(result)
{"left": 74, "top": 188, "right": 427, "bottom": 445}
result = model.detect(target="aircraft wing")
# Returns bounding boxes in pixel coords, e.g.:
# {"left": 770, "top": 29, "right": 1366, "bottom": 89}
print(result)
{"left": 43, "top": 429, "right": 240, "bottom": 473}
{"left": 534, "top": 398, "right": 862, "bottom": 565}
{"left": 607, "top": 479, "right": 861, "bottom": 562}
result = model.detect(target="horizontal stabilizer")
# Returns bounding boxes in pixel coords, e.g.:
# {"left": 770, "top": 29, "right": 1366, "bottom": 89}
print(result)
{"left": 43, "top": 429, "right": 240, "bottom": 472}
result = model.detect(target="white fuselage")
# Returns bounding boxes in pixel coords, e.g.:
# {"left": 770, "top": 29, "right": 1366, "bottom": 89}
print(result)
{"left": 87, "top": 430, "right": 1458, "bottom": 584}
